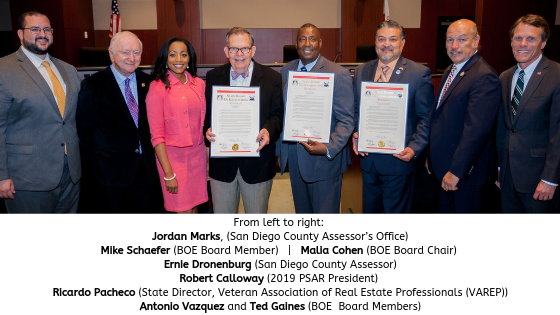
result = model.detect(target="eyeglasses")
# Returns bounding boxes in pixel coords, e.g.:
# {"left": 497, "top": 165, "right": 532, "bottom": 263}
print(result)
{"left": 228, "top": 47, "right": 251, "bottom": 54}
{"left": 21, "top": 27, "right": 54, "bottom": 35}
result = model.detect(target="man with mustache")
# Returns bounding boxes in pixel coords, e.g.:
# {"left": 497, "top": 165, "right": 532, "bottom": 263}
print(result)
{"left": 277, "top": 23, "right": 354, "bottom": 213}
{"left": 0, "top": 11, "right": 82, "bottom": 213}
{"left": 352, "top": 20, "right": 434, "bottom": 213}
{"left": 427, "top": 19, "right": 501, "bottom": 213}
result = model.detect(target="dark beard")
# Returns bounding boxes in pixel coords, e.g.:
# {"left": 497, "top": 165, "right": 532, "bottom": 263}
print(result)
{"left": 23, "top": 37, "right": 51, "bottom": 55}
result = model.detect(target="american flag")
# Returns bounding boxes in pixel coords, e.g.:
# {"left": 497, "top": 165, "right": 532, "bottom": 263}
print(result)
{"left": 383, "top": 0, "right": 390, "bottom": 21}
{"left": 110, "top": 0, "right": 121, "bottom": 38}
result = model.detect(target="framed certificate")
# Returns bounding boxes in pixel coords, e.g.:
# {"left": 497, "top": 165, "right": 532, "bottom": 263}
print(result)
{"left": 357, "top": 82, "right": 409, "bottom": 154}
{"left": 282, "top": 71, "right": 335, "bottom": 143}
{"left": 210, "top": 86, "right": 260, "bottom": 158}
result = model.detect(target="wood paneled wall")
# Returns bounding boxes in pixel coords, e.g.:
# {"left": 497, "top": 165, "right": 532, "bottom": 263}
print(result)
{"left": 201, "top": 28, "right": 340, "bottom": 65}
{"left": 94, "top": 0, "right": 200, "bottom": 68}
{"left": 6, "top": 0, "right": 559, "bottom": 72}
{"left": 478, "top": 0, "right": 559, "bottom": 74}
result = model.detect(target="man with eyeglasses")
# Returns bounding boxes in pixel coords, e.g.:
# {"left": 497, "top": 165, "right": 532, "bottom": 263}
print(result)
{"left": 276, "top": 23, "right": 354, "bottom": 213}
{"left": 0, "top": 11, "right": 82, "bottom": 213}
{"left": 204, "top": 27, "right": 283, "bottom": 213}
{"left": 352, "top": 20, "right": 434, "bottom": 213}
{"left": 76, "top": 31, "right": 163, "bottom": 213}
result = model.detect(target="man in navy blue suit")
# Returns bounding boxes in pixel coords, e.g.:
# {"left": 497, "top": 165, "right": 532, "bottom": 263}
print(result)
{"left": 352, "top": 20, "right": 433, "bottom": 213}
{"left": 427, "top": 19, "right": 501, "bottom": 213}
{"left": 497, "top": 15, "right": 560, "bottom": 213}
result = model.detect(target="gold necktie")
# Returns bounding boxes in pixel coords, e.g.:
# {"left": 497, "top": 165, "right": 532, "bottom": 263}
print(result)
{"left": 41, "top": 61, "right": 65, "bottom": 118}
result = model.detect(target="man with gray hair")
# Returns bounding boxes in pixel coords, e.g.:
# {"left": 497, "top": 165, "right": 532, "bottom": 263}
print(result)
{"left": 0, "top": 11, "right": 81, "bottom": 213}
{"left": 77, "top": 31, "right": 163, "bottom": 213}
{"left": 352, "top": 20, "right": 434, "bottom": 213}
{"left": 204, "top": 27, "right": 283, "bottom": 213}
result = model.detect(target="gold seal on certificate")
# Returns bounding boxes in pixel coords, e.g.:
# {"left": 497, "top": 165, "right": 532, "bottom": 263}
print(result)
{"left": 210, "top": 86, "right": 261, "bottom": 158}
{"left": 357, "top": 82, "right": 409, "bottom": 154}
{"left": 283, "top": 71, "right": 335, "bottom": 143}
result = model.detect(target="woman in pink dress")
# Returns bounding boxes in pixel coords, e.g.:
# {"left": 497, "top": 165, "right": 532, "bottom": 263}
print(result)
{"left": 146, "top": 38, "right": 207, "bottom": 213}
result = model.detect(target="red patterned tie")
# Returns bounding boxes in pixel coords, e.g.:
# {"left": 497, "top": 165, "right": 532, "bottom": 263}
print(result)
{"left": 437, "top": 65, "right": 456, "bottom": 108}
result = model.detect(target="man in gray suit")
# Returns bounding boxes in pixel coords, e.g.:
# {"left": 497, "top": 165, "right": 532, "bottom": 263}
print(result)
{"left": 497, "top": 14, "right": 560, "bottom": 213}
{"left": 352, "top": 20, "right": 433, "bottom": 213}
{"left": 0, "top": 11, "right": 81, "bottom": 213}
{"left": 277, "top": 23, "right": 354, "bottom": 213}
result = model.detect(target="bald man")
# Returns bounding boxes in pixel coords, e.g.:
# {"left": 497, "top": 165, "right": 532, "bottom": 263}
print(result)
{"left": 427, "top": 19, "right": 501, "bottom": 213}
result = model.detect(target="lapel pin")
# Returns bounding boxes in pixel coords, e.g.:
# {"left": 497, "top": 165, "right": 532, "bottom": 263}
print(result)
{"left": 460, "top": 72, "right": 465, "bottom": 77}
{"left": 399, "top": 67, "right": 404, "bottom": 70}
{"left": 395, "top": 70, "right": 401, "bottom": 75}
{"left": 141, "top": 83, "right": 145, "bottom": 87}
{"left": 537, "top": 72, "right": 542, "bottom": 75}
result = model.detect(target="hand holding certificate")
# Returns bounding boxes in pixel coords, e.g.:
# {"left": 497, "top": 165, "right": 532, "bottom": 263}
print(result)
{"left": 209, "top": 86, "right": 260, "bottom": 157}
{"left": 283, "top": 71, "right": 335, "bottom": 143}
{"left": 357, "top": 82, "right": 409, "bottom": 154}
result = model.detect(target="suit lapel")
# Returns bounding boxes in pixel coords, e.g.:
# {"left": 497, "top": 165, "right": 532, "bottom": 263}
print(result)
{"left": 136, "top": 70, "right": 149, "bottom": 125}
{"left": 439, "top": 53, "right": 482, "bottom": 108}
{"left": 16, "top": 48, "right": 60, "bottom": 117}
{"left": 388, "top": 57, "right": 406, "bottom": 83}
{"left": 104, "top": 67, "right": 137, "bottom": 127}
{"left": 513, "top": 57, "right": 548, "bottom": 124}
{"left": 51, "top": 57, "right": 72, "bottom": 118}
{"left": 504, "top": 67, "right": 515, "bottom": 126}
{"left": 249, "top": 61, "right": 263, "bottom": 87}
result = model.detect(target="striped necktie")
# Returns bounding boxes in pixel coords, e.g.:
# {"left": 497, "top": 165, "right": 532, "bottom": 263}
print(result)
{"left": 377, "top": 65, "right": 389, "bottom": 82}
{"left": 41, "top": 61, "right": 65, "bottom": 118}
{"left": 512, "top": 70, "right": 525, "bottom": 116}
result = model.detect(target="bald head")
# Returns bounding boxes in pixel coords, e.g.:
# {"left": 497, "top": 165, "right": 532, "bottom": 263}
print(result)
{"left": 109, "top": 31, "right": 142, "bottom": 77}
{"left": 446, "top": 19, "right": 480, "bottom": 64}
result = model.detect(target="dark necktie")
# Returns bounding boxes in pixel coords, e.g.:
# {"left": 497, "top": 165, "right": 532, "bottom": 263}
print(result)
{"left": 231, "top": 69, "right": 249, "bottom": 80}
{"left": 300, "top": 66, "right": 307, "bottom": 71}
{"left": 512, "top": 70, "right": 525, "bottom": 116}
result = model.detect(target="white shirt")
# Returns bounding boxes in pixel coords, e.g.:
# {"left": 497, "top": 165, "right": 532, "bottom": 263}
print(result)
{"left": 510, "top": 53, "right": 543, "bottom": 99}
{"left": 21, "top": 45, "right": 67, "bottom": 101}
{"left": 437, "top": 52, "right": 477, "bottom": 107}
{"left": 230, "top": 61, "right": 254, "bottom": 87}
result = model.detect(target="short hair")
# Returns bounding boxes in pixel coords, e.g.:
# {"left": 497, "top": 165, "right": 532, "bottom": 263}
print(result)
{"left": 297, "top": 23, "right": 321, "bottom": 39}
{"left": 376, "top": 20, "right": 406, "bottom": 40}
{"left": 109, "top": 31, "right": 143, "bottom": 54}
{"left": 225, "top": 27, "right": 254, "bottom": 47}
{"left": 152, "top": 37, "right": 198, "bottom": 89}
{"left": 18, "top": 11, "right": 48, "bottom": 29}
{"left": 510, "top": 14, "right": 550, "bottom": 42}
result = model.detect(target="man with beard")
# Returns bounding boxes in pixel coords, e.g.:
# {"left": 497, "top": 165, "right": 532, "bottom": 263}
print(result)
{"left": 352, "top": 20, "right": 433, "bottom": 213}
{"left": 0, "top": 11, "right": 82, "bottom": 213}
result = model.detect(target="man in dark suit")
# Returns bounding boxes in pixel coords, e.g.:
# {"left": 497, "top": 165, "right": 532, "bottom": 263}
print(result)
{"left": 497, "top": 14, "right": 560, "bottom": 213}
{"left": 77, "top": 31, "right": 162, "bottom": 213}
{"left": 277, "top": 23, "right": 354, "bottom": 213}
{"left": 204, "top": 27, "right": 283, "bottom": 213}
{"left": 352, "top": 20, "right": 433, "bottom": 213}
{"left": 0, "top": 11, "right": 81, "bottom": 213}
{"left": 427, "top": 19, "right": 501, "bottom": 213}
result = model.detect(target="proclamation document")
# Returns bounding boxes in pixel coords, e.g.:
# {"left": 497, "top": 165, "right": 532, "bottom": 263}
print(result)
{"left": 210, "top": 86, "right": 260, "bottom": 157}
{"left": 283, "top": 71, "right": 334, "bottom": 143}
{"left": 357, "top": 82, "right": 409, "bottom": 154}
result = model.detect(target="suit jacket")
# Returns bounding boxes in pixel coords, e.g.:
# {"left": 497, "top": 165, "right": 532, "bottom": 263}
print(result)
{"left": 0, "top": 47, "right": 81, "bottom": 191}
{"left": 203, "top": 61, "right": 284, "bottom": 184}
{"left": 353, "top": 56, "right": 433, "bottom": 175}
{"left": 76, "top": 67, "right": 158, "bottom": 188}
{"left": 497, "top": 55, "right": 560, "bottom": 193}
{"left": 277, "top": 56, "right": 354, "bottom": 182}
{"left": 428, "top": 53, "right": 501, "bottom": 185}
